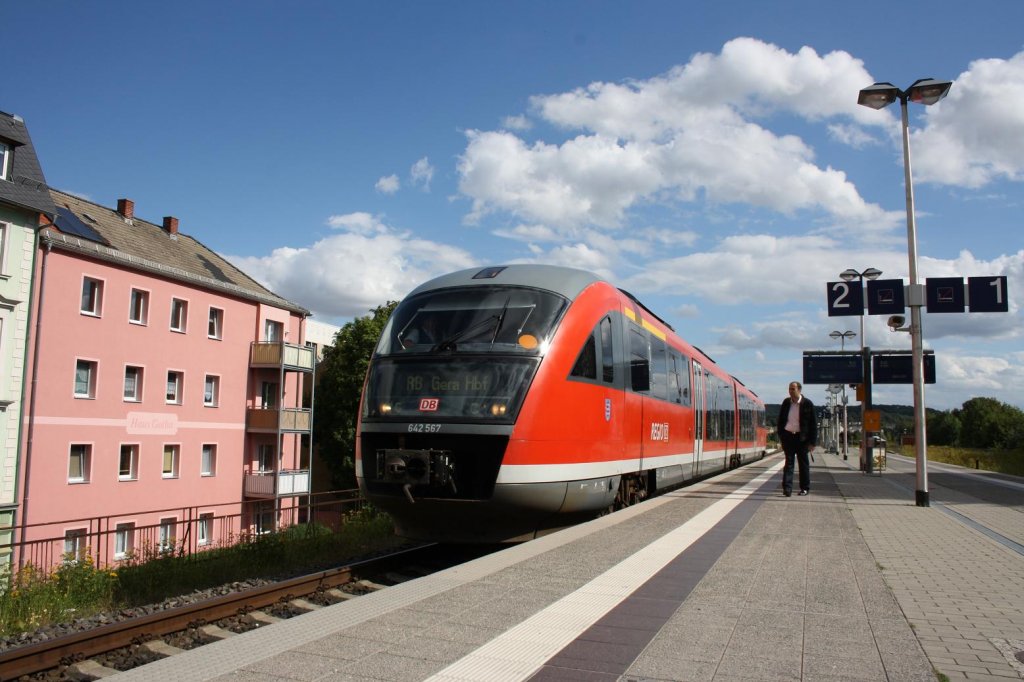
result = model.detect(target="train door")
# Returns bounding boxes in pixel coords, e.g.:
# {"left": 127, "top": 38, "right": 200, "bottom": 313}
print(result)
{"left": 691, "top": 360, "right": 705, "bottom": 479}
{"left": 627, "top": 325, "right": 650, "bottom": 474}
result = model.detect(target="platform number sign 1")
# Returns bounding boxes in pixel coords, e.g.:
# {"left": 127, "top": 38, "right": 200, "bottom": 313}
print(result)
{"left": 968, "top": 276, "right": 1009, "bottom": 313}
{"left": 826, "top": 280, "right": 864, "bottom": 317}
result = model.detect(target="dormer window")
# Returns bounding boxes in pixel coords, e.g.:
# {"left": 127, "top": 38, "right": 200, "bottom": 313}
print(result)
{"left": 0, "top": 142, "right": 10, "bottom": 181}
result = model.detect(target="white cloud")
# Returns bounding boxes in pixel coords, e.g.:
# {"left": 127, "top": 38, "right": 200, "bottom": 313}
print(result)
{"left": 502, "top": 114, "right": 532, "bottom": 131}
{"left": 375, "top": 174, "right": 400, "bottom": 194}
{"left": 228, "top": 213, "right": 476, "bottom": 320}
{"left": 910, "top": 52, "right": 1024, "bottom": 187}
{"left": 410, "top": 157, "right": 435, "bottom": 190}
{"left": 457, "top": 38, "right": 901, "bottom": 236}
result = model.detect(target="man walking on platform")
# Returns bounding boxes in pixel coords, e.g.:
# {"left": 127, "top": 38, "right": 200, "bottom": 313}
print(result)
{"left": 777, "top": 381, "right": 817, "bottom": 497}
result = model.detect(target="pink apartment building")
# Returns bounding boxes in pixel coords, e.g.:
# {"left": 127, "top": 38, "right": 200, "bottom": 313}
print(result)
{"left": 16, "top": 190, "right": 315, "bottom": 568}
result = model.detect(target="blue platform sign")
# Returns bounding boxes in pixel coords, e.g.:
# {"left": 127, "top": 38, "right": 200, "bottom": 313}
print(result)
{"left": 866, "top": 279, "right": 905, "bottom": 315}
{"left": 826, "top": 281, "right": 863, "bottom": 317}
{"left": 968, "top": 276, "right": 1008, "bottom": 312}
{"left": 873, "top": 353, "right": 936, "bottom": 384}
{"left": 926, "top": 277, "right": 965, "bottom": 313}
{"left": 803, "top": 353, "right": 863, "bottom": 384}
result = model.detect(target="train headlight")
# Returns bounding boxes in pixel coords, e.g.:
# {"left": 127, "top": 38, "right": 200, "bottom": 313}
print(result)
{"left": 380, "top": 403, "right": 393, "bottom": 414}
{"left": 490, "top": 403, "right": 507, "bottom": 416}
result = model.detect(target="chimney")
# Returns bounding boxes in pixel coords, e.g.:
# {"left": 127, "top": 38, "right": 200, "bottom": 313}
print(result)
{"left": 162, "top": 216, "right": 179, "bottom": 235}
{"left": 117, "top": 198, "right": 135, "bottom": 220}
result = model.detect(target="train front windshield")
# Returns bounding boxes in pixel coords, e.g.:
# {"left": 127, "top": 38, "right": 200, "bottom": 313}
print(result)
{"left": 363, "top": 286, "right": 567, "bottom": 422}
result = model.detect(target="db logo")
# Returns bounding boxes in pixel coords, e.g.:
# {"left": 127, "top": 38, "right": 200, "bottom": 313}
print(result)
{"left": 650, "top": 422, "right": 670, "bottom": 442}
{"left": 419, "top": 398, "right": 440, "bottom": 412}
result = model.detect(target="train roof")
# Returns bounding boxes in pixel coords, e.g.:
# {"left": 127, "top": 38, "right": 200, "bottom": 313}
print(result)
{"left": 405, "top": 265, "right": 603, "bottom": 301}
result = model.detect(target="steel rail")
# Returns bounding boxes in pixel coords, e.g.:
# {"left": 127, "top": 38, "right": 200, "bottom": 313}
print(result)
{"left": 0, "top": 543, "right": 436, "bottom": 680}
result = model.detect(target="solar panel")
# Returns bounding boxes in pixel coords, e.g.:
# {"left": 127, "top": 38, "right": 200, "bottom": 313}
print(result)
{"left": 55, "top": 206, "right": 108, "bottom": 245}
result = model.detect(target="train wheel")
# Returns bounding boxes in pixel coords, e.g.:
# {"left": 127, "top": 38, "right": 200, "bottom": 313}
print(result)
{"left": 613, "top": 475, "right": 648, "bottom": 510}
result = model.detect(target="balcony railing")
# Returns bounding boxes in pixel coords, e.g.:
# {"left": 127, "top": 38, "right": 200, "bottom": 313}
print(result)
{"left": 250, "top": 342, "right": 314, "bottom": 371}
{"left": 246, "top": 407, "right": 311, "bottom": 433}
{"left": 243, "top": 469, "right": 310, "bottom": 498}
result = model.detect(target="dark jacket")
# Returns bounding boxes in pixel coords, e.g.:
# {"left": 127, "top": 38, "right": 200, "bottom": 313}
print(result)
{"left": 776, "top": 397, "right": 817, "bottom": 445}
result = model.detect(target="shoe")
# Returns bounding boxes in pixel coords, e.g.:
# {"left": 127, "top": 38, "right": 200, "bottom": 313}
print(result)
{"left": 798, "top": 490, "right": 809, "bottom": 496}
{"left": 784, "top": 491, "right": 792, "bottom": 497}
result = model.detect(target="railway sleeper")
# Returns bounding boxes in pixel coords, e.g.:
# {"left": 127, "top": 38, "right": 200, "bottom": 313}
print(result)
{"left": 289, "top": 598, "right": 322, "bottom": 612}
{"left": 69, "top": 659, "right": 120, "bottom": 679}
{"left": 142, "top": 640, "right": 186, "bottom": 657}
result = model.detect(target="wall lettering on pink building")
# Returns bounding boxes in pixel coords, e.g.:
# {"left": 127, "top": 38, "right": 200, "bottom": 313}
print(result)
{"left": 126, "top": 412, "right": 179, "bottom": 435}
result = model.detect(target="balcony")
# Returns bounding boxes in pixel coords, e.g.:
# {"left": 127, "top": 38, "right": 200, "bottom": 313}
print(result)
{"left": 250, "top": 342, "right": 314, "bottom": 371}
{"left": 243, "top": 469, "right": 310, "bottom": 498}
{"left": 246, "top": 407, "right": 312, "bottom": 433}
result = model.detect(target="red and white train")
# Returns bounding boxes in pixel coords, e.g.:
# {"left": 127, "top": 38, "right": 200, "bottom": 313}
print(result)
{"left": 356, "top": 265, "right": 767, "bottom": 542}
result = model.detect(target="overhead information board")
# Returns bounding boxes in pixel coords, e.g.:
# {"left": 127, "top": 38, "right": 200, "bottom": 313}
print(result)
{"left": 803, "top": 353, "right": 863, "bottom": 384}
{"left": 872, "top": 353, "right": 936, "bottom": 384}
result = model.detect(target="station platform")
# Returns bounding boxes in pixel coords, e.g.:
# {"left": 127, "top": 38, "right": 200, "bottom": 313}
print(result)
{"left": 110, "top": 450, "right": 1024, "bottom": 682}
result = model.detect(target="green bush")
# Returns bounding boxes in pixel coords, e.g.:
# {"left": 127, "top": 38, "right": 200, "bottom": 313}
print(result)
{"left": 1, "top": 508, "right": 397, "bottom": 637}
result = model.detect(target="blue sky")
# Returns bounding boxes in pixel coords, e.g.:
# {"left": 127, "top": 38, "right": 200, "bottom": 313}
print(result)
{"left": 7, "top": 1, "right": 1024, "bottom": 411}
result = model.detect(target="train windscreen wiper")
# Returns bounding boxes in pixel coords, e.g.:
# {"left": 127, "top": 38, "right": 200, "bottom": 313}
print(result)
{"left": 433, "top": 314, "right": 500, "bottom": 351}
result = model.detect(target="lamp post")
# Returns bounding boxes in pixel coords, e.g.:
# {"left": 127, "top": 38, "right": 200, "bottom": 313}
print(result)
{"left": 829, "top": 330, "right": 855, "bottom": 460}
{"left": 858, "top": 77, "right": 952, "bottom": 507}
{"left": 839, "top": 267, "right": 880, "bottom": 471}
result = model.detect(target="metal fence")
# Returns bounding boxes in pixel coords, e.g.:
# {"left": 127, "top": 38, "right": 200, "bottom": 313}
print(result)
{"left": 1, "top": 490, "right": 369, "bottom": 576}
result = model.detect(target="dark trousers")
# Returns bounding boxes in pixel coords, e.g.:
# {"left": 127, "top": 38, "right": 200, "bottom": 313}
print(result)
{"left": 781, "top": 431, "right": 810, "bottom": 494}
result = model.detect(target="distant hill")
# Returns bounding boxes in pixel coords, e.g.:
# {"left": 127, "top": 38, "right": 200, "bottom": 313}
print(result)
{"left": 767, "top": 402, "right": 914, "bottom": 422}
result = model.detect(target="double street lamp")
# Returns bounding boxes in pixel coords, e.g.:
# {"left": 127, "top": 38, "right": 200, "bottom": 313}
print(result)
{"left": 839, "top": 267, "right": 880, "bottom": 470}
{"left": 858, "top": 77, "right": 953, "bottom": 507}
{"left": 829, "top": 330, "right": 855, "bottom": 460}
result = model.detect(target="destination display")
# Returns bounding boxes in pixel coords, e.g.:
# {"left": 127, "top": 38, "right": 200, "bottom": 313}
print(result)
{"left": 872, "top": 353, "right": 936, "bottom": 384}
{"left": 803, "top": 353, "right": 863, "bottom": 384}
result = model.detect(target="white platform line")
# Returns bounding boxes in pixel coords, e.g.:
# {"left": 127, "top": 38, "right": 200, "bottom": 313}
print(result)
{"left": 424, "top": 462, "right": 783, "bottom": 682}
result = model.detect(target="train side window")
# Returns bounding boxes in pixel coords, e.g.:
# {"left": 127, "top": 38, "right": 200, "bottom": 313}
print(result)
{"left": 629, "top": 327, "right": 650, "bottom": 392}
{"left": 668, "top": 352, "right": 681, "bottom": 404}
{"left": 570, "top": 333, "right": 598, "bottom": 380}
{"left": 600, "top": 317, "right": 614, "bottom": 384}
{"left": 650, "top": 337, "right": 668, "bottom": 400}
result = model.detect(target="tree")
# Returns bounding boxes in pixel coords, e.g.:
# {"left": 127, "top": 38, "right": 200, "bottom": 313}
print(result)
{"left": 958, "top": 397, "right": 1024, "bottom": 450}
{"left": 927, "top": 410, "right": 961, "bottom": 446}
{"left": 314, "top": 301, "right": 397, "bottom": 489}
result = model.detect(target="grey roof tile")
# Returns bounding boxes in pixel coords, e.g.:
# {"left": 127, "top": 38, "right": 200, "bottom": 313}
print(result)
{"left": 46, "top": 189, "right": 308, "bottom": 315}
{"left": 0, "top": 111, "right": 57, "bottom": 218}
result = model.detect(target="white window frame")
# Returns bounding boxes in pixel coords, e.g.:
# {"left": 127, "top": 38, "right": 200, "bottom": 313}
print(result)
{"left": 123, "top": 365, "right": 143, "bottom": 402}
{"left": 129, "top": 288, "right": 149, "bottom": 325}
{"left": 0, "top": 222, "right": 9, "bottom": 278}
{"left": 68, "top": 444, "right": 91, "bottom": 483}
{"left": 264, "top": 319, "right": 283, "bottom": 343}
{"left": 166, "top": 370, "right": 183, "bottom": 405}
{"left": 198, "top": 513, "right": 214, "bottom": 546}
{"left": 63, "top": 528, "right": 87, "bottom": 563}
{"left": 118, "top": 443, "right": 139, "bottom": 481}
{"left": 208, "top": 307, "right": 223, "bottom": 340}
{"left": 0, "top": 142, "right": 10, "bottom": 181}
{"left": 162, "top": 444, "right": 180, "bottom": 479}
{"left": 114, "top": 523, "right": 135, "bottom": 559}
{"left": 170, "top": 298, "right": 188, "bottom": 332}
{"left": 255, "top": 443, "right": 274, "bottom": 473}
{"left": 80, "top": 276, "right": 104, "bottom": 316}
{"left": 204, "top": 374, "right": 220, "bottom": 407}
{"left": 74, "top": 359, "right": 98, "bottom": 399}
{"left": 201, "top": 444, "right": 216, "bottom": 477}
{"left": 255, "top": 504, "right": 274, "bottom": 535}
{"left": 159, "top": 517, "right": 177, "bottom": 553}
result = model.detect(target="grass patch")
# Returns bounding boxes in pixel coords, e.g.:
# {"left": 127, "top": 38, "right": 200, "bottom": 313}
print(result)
{"left": 0, "top": 507, "right": 398, "bottom": 637}
{"left": 890, "top": 444, "right": 1024, "bottom": 476}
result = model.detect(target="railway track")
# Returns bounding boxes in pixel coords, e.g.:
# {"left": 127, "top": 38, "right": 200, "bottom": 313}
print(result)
{"left": 0, "top": 543, "right": 494, "bottom": 680}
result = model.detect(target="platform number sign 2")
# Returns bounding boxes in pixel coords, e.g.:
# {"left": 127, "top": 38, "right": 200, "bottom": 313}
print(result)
{"left": 826, "top": 281, "right": 864, "bottom": 317}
